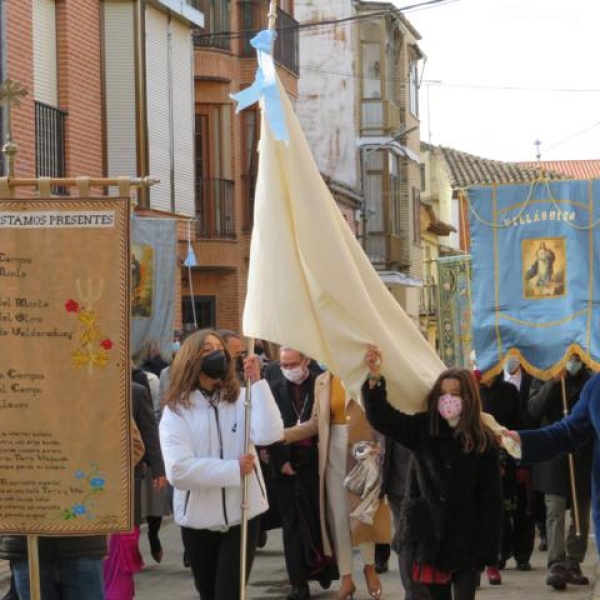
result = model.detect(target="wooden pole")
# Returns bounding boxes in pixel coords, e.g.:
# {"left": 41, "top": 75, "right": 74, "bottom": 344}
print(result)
{"left": 0, "top": 175, "right": 158, "bottom": 189}
{"left": 561, "top": 376, "right": 581, "bottom": 535}
{"left": 240, "top": 6, "right": 277, "bottom": 598}
{"left": 27, "top": 535, "right": 41, "bottom": 600}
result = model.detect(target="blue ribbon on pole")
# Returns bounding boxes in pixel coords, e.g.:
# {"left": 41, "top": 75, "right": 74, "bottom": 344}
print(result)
{"left": 230, "top": 29, "right": 288, "bottom": 142}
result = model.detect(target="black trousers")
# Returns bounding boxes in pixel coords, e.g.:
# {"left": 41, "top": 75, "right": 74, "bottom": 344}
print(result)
{"left": 512, "top": 481, "right": 535, "bottom": 562}
{"left": 181, "top": 517, "right": 260, "bottom": 600}
{"left": 271, "top": 458, "right": 323, "bottom": 587}
{"left": 427, "top": 569, "right": 479, "bottom": 600}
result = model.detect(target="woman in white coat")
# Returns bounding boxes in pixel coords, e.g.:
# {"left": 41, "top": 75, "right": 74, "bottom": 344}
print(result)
{"left": 159, "top": 329, "right": 284, "bottom": 600}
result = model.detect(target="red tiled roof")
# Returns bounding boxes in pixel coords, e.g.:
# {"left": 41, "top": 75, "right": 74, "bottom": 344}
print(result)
{"left": 519, "top": 160, "right": 600, "bottom": 180}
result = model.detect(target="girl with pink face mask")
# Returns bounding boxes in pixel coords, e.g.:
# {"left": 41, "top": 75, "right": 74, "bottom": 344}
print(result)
{"left": 362, "top": 345, "right": 503, "bottom": 600}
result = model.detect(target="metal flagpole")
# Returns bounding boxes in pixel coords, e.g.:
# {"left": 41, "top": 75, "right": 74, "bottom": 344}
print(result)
{"left": 239, "top": 5, "right": 278, "bottom": 598}
{"left": 561, "top": 376, "right": 581, "bottom": 535}
{"left": 239, "top": 337, "right": 256, "bottom": 600}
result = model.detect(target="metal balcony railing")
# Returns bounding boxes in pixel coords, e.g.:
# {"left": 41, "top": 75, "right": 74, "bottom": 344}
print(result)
{"left": 196, "top": 178, "right": 236, "bottom": 239}
{"left": 241, "top": 172, "right": 257, "bottom": 230}
{"left": 192, "top": 0, "right": 231, "bottom": 51}
{"left": 238, "top": 1, "right": 299, "bottom": 75}
{"left": 35, "top": 101, "right": 67, "bottom": 193}
{"left": 420, "top": 280, "right": 438, "bottom": 316}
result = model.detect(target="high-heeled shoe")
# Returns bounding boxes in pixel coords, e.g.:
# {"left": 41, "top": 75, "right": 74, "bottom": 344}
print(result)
{"left": 364, "top": 565, "right": 382, "bottom": 599}
{"left": 336, "top": 580, "right": 356, "bottom": 600}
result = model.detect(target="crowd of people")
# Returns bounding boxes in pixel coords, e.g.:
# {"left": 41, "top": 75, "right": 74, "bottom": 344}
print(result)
{"left": 1, "top": 332, "right": 596, "bottom": 600}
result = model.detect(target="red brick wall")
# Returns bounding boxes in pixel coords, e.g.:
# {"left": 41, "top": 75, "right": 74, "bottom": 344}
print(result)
{"left": 6, "top": 1, "right": 35, "bottom": 179}
{"left": 5, "top": 0, "right": 104, "bottom": 182}
{"left": 56, "top": 0, "right": 104, "bottom": 177}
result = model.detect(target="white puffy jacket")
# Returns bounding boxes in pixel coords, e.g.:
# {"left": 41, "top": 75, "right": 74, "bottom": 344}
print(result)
{"left": 159, "top": 379, "right": 283, "bottom": 530}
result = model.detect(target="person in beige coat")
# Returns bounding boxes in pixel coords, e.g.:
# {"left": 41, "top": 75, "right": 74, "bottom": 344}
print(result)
{"left": 284, "top": 371, "right": 391, "bottom": 599}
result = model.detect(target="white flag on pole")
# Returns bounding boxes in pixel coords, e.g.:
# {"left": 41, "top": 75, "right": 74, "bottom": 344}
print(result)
{"left": 243, "top": 73, "right": 445, "bottom": 413}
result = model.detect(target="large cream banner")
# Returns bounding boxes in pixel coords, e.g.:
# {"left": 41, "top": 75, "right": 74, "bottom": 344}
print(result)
{"left": 0, "top": 197, "right": 131, "bottom": 534}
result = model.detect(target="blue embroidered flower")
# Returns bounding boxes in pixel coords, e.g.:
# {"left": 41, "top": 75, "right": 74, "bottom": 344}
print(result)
{"left": 75, "top": 470, "right": 86, "bottom": 479}
{"left": 73, "top": 504, "right": 86, "bottom": 515}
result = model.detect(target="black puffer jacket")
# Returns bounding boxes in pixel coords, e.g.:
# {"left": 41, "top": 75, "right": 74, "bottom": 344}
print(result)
{"left": 363, "top": 378, "right": 502, "bottom": 571}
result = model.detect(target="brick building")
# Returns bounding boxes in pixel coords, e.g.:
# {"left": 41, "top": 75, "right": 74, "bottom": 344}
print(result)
{"left": 1, "top": 0, "right": 203, "bottom": 333}
{"left": 186, "top": 0, "right": 299, "bottom": 333}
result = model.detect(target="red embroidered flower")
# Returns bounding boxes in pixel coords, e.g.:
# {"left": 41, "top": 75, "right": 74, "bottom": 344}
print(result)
{"left": 100, "top": 339, "right": 113, "bottom": 350}
{"left": 65, "top": 299, "right": 79, "bottom": 313}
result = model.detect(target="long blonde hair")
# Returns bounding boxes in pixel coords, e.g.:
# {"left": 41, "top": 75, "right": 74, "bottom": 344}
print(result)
{"left": 164, "top": 329, "right": 240, "bottom": 412}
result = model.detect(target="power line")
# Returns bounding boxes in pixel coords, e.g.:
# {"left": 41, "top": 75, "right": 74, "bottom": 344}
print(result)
{"left": 193, "top": 0, "right": 456, "bottom": 42}
{"left": 545, "top": 121, "right": 600, "bottom": 151}
{"left": 423, "top": 80, "right": 600, "bottom": 93}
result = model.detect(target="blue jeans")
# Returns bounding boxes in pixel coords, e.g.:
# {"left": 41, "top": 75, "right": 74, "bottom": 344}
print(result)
{"left": 13, "top": 557, "right": 104, "bottom": 600}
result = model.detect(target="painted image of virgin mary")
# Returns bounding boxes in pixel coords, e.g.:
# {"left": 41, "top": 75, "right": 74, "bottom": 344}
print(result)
{"left": 525, "top": 241, "right": 556, "bottom": 289}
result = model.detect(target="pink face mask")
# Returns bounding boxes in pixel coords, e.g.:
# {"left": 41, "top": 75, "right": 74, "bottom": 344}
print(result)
{"left": 438, "top": 393, "right": 462, "bottom": 424}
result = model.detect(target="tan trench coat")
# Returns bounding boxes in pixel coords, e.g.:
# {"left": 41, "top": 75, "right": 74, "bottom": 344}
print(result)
{"left": 284, "top": 371, "right": 391, "bottom": 556}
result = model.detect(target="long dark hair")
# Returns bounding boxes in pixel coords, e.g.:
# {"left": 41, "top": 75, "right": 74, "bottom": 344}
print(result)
{"left": 425, "top": 368, "right": 495, "bottom": 453}
{"left": 164, "top": 329, "right": 240, "bottom": 412}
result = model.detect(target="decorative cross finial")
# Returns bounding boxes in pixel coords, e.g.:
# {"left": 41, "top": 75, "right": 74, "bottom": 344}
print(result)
{"left": 534, "top": 139, "right": 542, "bottom": 162}
{"left": 0, "top": 79, "right": 28, "bottom": 177}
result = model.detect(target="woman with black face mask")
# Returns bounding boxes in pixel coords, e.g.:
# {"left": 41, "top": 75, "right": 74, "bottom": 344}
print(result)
{"left": 159, "top": 329, "right": 284, "bottom": 600}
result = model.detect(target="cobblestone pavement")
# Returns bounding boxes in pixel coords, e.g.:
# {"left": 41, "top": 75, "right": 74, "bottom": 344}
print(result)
{"left": 1, "top": 519, "right": 597, "bottom": 599}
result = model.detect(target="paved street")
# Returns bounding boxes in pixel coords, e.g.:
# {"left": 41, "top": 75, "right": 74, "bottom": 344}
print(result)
{"left": 5, "top": 517, "right": 594, "bottom": 599}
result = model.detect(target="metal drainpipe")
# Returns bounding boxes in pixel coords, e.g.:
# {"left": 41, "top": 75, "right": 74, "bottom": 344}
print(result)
{"left": 134, "top": 0, "right": 149, "bottom": 208}
{"left": 0, "top": 0, "right": 6, "bottom": 162}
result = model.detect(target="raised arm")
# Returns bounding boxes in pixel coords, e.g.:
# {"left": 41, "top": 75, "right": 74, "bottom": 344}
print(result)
{"left": 361, "top": 345, "right": 421, "bottom": 450}
{"left": 518, "top": 374, "right": 598, "bottom": 462}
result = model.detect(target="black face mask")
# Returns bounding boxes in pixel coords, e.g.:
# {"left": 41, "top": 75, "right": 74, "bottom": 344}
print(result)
{"left": 201, "top": 350, "right": 230, "bottom": 380}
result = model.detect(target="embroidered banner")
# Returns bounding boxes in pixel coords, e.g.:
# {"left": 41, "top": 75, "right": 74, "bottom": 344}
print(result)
{"left": 0, "top": 197, "right": 132, "bottom": 534}
{"left": 437, "top": 255, "right": 473, "bottom": 369}
{"left": 467, "top": 179, "right": 600, "bottom": 379}
{"left": 130, "top": 217, "right": 177, "bottom": 360}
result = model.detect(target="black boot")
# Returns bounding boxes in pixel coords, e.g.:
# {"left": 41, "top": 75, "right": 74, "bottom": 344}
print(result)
{"left": 287, "top": 582, "right": 311, "bottom": 600}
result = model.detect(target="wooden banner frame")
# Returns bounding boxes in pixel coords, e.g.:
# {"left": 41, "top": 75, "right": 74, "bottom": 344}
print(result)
{"left": 0, "top": 176, "right": 155, "bottom": 599}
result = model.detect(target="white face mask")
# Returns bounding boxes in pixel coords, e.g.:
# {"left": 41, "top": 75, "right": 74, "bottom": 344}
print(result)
{"left": 282, "top": 365, "right": 307, "bottom": 384}
{"left": 505, "top": 357, "right": 520, "bottom": 374}
{"left": 566, "top": 359, "right": 582, "bottom": 376}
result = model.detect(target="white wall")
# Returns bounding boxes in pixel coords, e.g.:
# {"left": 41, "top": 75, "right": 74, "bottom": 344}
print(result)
{"left": 295, "top": 0, "right": 358, "bottom": 189}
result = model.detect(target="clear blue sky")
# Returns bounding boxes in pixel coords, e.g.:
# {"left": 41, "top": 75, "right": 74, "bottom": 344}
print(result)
{"left": 401, "top": 0, "right": 600, "bottom": 162}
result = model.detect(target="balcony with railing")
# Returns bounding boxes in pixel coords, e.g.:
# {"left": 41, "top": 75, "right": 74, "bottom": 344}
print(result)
{"left": 238, "top": 1, "right": 299, "bottom": 75}
{"left": 35, "top": 101, "right": 67, "bottom": 192}
{"left": 196, "top": 178, "right": 236, "bottom": 239}
{"left": 420, "top": 277, "right": 438, "bottom": 316}
{"left": 192, "top": 0, "right": 231, "bottom": 51}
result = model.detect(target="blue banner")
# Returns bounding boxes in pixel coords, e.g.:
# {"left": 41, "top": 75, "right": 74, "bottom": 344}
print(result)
{"left": 130, "top": 217, "right": 176, "bottom": 360}
{"left": 467, "top": 178, "right": 600, "bottom": 379}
